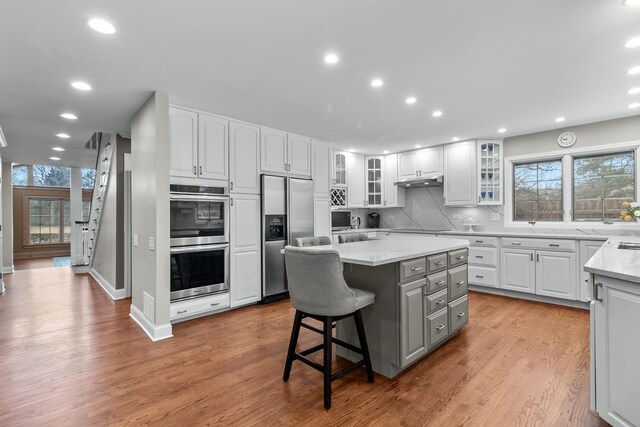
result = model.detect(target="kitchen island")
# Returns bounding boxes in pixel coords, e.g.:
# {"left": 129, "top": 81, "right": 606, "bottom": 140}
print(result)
{"left": 317, "top": 234, "right": 470, "bottom": 378}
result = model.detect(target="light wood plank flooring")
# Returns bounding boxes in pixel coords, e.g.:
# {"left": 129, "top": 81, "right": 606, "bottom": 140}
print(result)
{"left": 0, "top": 265, "right": 607, "bottom": 426}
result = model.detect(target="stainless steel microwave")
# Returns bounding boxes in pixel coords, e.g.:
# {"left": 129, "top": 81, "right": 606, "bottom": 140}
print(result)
{"left": 331, "top": 211, "right": 351, "bottom": 231}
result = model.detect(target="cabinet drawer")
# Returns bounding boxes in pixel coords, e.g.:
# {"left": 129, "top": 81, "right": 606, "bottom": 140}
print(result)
{"left": 468, "top": 265, "right": 498, "bottom": 287}
{"left": 502, "top": 237, "right": 575, "bottom": 251}
{"left": 448, "top": 248, "right": 468, "bottom": 268}
{"left": 399, "top": 257, "right": 427, "bottom": 282}
{"left": 468, "top": 247, "right": 498, "bottom": 267}
{"left": 468, "top": 236, "right": 499, "bottom": 247}
{"left": 449, "top": 295, "right": 469, "bottom": 333}
{"left": 428, "top": 308, "right": 449, "bottom": 347}
{"left": 426, "top": 271, "right": 448, "bottom": 294}
{"left": 427, "top": 253, "right": 448, "bottom": 274}
{"left": 425, "top": 288, "right": 448, "bottom": 315}
{"left": 448, "top": 265, "right": 468, "bottom": 300}
{"left": 170, "top": 292, "right": 230, "bottom": 320}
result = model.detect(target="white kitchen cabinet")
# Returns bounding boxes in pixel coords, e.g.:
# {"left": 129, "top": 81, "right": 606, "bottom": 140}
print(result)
{"left": 347, "top": 154, "right": 365, "bottom": 208}
{"left": 592, "top": 274, "right": 640, "bottom": 427}
{"left": 287, "top": 134, "right": 311, "bottom": 177}
{"left": 444, "top": 141, "right": 477, "bottom": 206}
{"left": 169, "top": 107, "right": 198, "bottom": 178}
{"left": 383, "top": 153, "right": 405, "bottom": 207}
{"left": 365, "top": 156, "right": 383, "bottom": 207}
{"left": 230, "top": 194, "right": 261, "bottom": 307}
{"left": 535, "top": 251, "right": 576, "bottom": 300}
{"left": 312, "top": 140, "right": 331, "bottom": 198}
{"left": 314, "top": 198, "right": 331, "bottom": 237}
{"left": 332, "top": 151, "right": 348, "bottom": 187}
{"left": 260, "top": 127, "right": 288, "bottom": 174}
{"left": 198, "top": 113, "right": 229, "bottom": 181}
{"left": 579, "top": 240, "right": 604, "bottom": 302}
{"left": 477, "top": 140, "right": 503, "bottom": 205}
{"left": 229, "top": 121, "right": 260, "bottom": 194}
{"left": 501, "top": 249, "right": 536, "bottom": 294}
{"left": 397, "top": 147, "right": 443, "bottom": 180}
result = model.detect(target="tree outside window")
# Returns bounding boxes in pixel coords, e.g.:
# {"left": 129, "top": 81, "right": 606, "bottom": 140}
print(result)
{"left": 32, "top": 165, "right": 70, "bottom": 187}
{"left": 513, "top": 160, "right": 563, "bottom": 222}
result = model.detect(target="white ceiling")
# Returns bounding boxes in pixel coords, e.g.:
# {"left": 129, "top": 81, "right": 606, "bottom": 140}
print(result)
{"left": 1, "top": 0, "right": 639, "bottom": 168}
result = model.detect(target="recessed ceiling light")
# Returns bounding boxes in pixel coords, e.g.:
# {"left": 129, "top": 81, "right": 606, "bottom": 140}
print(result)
{"left": 629, "top": 87, "right": 640, "bottom": 95}
{"left": 405, "top": 97, "right": 417, "bottom": 105}
{"left": 52, "top": 147, "right": 65, "bottom": 152}
{"left": 432, "top": 110, "right": 443, "bottom": 117}
{"left": 87, "top": 18, "right": 116, "bottom": 35}
{"left": 324, "top": 53, "right": 339, "bottom": 64}
{"left": 71, "top": 81, "right": 92, "bottom": 91}
{"left": 628, "top": 66, "right": 640, "bottom": 75}
{"left": 56, "top": 133, "right": 70, "bottom": 139}
{"left": 622, "top": 0, "right": 640, "bottom": 6}
{"left": 49, "top": 157, "right": 61, "bottom": 161}
{"left": 60, "top": 113, "right": 77, "bottom": 120}
{"left": 383, "top": 150, "right": 389, "bottom": 154}
{"left": 452, "top": 137, "right": 460, "bottom": 142}
{"left": 626, "top": 37, "right": 640, "bottom": 48}
{"left": 629, "top": 102, "right": 640, "bottom": 109}
{"left": 371, "top": 79, "right": 383, "bottom": 88}
{"left": 414, "top": 144, "right": 422, "bottom": 148}
{"left": 498, "top": 128, "right": 507, "bottom": 133}
{"left": 555, "top": 117, "right": 566, "bottom": 123}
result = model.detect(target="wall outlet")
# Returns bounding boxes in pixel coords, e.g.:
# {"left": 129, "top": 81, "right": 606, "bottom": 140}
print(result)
{"left": 133, "top": 234, "right": 139, "bottom": 247}
{"left": 148, "top": 236, "right": 155, "bottom": 251}
{"left": 491, "top": 213, "right": 501, "bottom": 221}
{"left": 452, "top": 214, "right": 460, "bottom": 220}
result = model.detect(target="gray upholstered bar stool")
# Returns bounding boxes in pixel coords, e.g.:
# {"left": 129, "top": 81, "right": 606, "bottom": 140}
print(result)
{"left": 293, "top": 236, "right": 332, "bottom": 247}
{"left": 283, "top": 246, "right": 375, "bottom": 410}
{"left": 337, "top": 233, "right": 368, "bottom": 243}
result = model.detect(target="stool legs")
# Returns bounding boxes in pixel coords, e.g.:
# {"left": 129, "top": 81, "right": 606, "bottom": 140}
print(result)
{"left": 354, "top": 310, "right": 374, "bottom": 383}
{"left": 283, "top": 310, "right": 303, "bottom": 382}
{"left": 323, "top": 316, "right": 333, "bottom": 410}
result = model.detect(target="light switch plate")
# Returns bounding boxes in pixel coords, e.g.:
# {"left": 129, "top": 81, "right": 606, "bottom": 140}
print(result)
{"left": 148, "top": 237, "right": 155, "bottom": 251}
{"left": 491, "top": 213, "right": 501, "bottom": 221}
{"left": 452, "top": 214, "right": 460, "bottom": 220}
{"left": 133, "top": 234, "right": 139, "bottom": 247}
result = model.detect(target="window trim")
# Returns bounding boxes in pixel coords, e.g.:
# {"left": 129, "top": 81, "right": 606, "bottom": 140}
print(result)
{"left": 512, "top": 158, "right": 564, "bottom": 223}
{"left": 23, "top": 196, "right": 69, "bottom": 247}
{"left": 504, "top": 140, "right": 640, "bottom": 229}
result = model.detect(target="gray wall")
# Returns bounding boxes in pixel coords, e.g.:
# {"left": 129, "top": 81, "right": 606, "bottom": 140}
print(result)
{"left": 130, "top": 91, "right": 171, "bottom": 326}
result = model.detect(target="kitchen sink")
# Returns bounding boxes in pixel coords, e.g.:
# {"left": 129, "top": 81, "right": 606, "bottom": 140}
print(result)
{"left": 617, "top": 242, "right": 640, "bottom": 250}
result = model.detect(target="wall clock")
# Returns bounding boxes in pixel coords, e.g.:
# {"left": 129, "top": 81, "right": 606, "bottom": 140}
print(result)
{"left": 557, "top": 131, "right": 577, "bottom": 148}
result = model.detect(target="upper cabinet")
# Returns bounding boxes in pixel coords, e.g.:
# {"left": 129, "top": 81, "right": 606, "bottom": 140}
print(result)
{"left": 398, "top": 147, "right": 443, "bottom": 179}
{"left": 169, "top": 107, "right": 229, "bottom": 183}
{"left": 444, "top": 141, "right": 477, "bottom": 206}
{"left": 384, "top": 154, "right": 405, "bottom": 208}
{"left": 365, "top": 156, "right": 383, "bottom": 207}
{"left": 260, "top": 128, "right": 311, "bottom": 177}
{"left": 332, "top": 151, "right": 348, "bottom": 187}
{"left": 229, "top": 121, "right": 260, "bottom": 194}
{"left": 312, "top": 141, "right": 331, "bottom": 198}
{"left": 477, "top": 140, "right": 503, "bottom": 205}
{"left": 347, "top": 154, "right": 366, "bottom": 208}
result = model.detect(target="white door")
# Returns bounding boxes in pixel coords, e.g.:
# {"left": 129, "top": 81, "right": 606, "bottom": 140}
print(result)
{"left": 287, "top": 134, "right": 311, "bottom": 177}
{"left": 347, "top": 154, "right": 365, "bottom": 208}
{"left": 579, "top": 241, "right": 604, "bottom": 302}
{"left": 230, "top": 194, "right": 261, "bottom": 307}
{"left": 595, "top": 276, "right": 640, "bottom": 426}
{"left": 384, "top": 153, "right": 404, "bottom": 207}
{"left": 365, "top": 156, "right": 383, "bottom": 207}
{"left": 260, "top": 127, "right": 287, "bottom": 174}
{"left": 398, "top": 151, "right": 419, "bottom": 179}
{"left": 501, "top": 249, "right": 535, "bottom": 293}
{"left": 198, "top": 114, "right": 228, "bottom": 181}
{"left": 312, "top": 141, "right": 331, "bottom": 198}
{"left": 535, "top": 251, "right": 576, "bottom": 300}
{"left": 332, "top": 151, "right": 348, "bottom": 187}
{"left": 444, "top": 141, "right": 477, "bottom": 206}
{"left": 419, "top": 147, "right": 443, "bottom": 177}
{"left": 229, "top": 121, "right": 260, "bottom": 194}
{"left": 313, "top": 198, "right": 331, "bottom": 237}
{"left": 169, "top": 107, "right": 198, "bottom": 178}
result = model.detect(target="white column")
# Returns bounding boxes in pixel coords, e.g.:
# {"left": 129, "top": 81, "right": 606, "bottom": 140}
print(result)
{"left": 1, "top": 162, "right": 13, "bottom": 278}
{"left": 70, "top": 168, "right": 83, "bottom": 265}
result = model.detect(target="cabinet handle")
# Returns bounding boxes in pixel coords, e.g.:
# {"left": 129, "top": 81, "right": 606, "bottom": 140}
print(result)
{"left": 419, "top": 170, "right": 422, "bottom": 176}
{"left": 230, "top": 198, "right": 233, "bottom": 206}
{"left": 456, "top": 256, "right": 465, "bottom": 260}
{"left": 411, "top": 266, "right": 423, "bottom": 272}
{"left": 199, "top": 165, "right": 203, "bottom": 174}
{"left": 210, "top": 303, "right": 220, "bottom": 307}
{"left": 416, "top": 171, "right": 418, "bottom": 176}
{"left": 512, "top": 242, "right": 521, "bottom": 246}
{"left": 530, "top": 253, "right": 533, "bottom": 261}
{"left": 193, "top": 166, "right": 197, "bottom": 175}
{"left": 435, "top": 261, "right": 445, "bottom": 266}
{"left": 549, "top": 243, "right": 560, "bottom": 247}
{"left": 436, "top": 299, "right": 445, "bottom": 305}
{"left": 475, "top": 240, "right": 484, "bottom": 243}
{"left": 457, "top": 312, "right": 465, "bottom": 318}
{"left": 594, "top": 282, "right": 603, "bottom": 302}
{"left": 456, "top": 280, "right": 464, "bottom": 285}
{"left": 230, "top": 181, "right": 234, "bottom": 190}
{"left": 475, "top": 255, "right": 484, "bottom": 259}
{"left": 177, "top": 309, "right": 188, "bottom": 314}
{"left": 436, "top": 280, "right": 445, "bottom": 285}
{"left": 537, "top": 254, "right": 540, "bottom": 262}
{"left": 436, "top": 324, "right": 446, "bottom": 331}
{"left": 475, "top": 275, "right": 484, "bottom": 278}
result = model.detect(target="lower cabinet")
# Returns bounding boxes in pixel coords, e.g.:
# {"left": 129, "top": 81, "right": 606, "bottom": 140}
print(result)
{"left": 579, "top": 240, "right": 604, "bottom": 302}
{"left": 501, "top": 249, "right": 536, "bottom": 293}
{"left": 230, "top": 194, "right": 262, "bottom": 307}
{"left": 170, "top": 292, "right": 230, "bottom": 322}
{"left": 400, "top": 278, "right": 428, "bottom": 366}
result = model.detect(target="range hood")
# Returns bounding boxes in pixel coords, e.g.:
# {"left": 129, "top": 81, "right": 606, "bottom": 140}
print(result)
{"left": 394, "top": 175, "right": 444, "bottom": 188}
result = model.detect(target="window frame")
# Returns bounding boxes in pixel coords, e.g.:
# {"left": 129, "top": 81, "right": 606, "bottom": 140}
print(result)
{"left": 512, "top": 158, "right": 564, "bottom": 223}
{"left": 23, "top": 196, "right": 69, "bottom": 247}
{"left": 504, "top": 140, "right": 640, "bottom": 229}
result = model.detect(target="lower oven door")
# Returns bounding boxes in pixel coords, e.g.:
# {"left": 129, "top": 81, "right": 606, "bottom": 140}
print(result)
{"left": 170, "top": 244, "right": 229, "bottom": 301}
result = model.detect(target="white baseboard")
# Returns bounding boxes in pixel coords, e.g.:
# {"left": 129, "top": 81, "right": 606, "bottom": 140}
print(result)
{"left": 73, "top": 265, "right": 91, "bottom": 274}
{"left": 468, "top": 285, "right": 589, "bottom": 310}
{"left": 90, "top": 268, "right": 126, "bottom": 300}
{"left": 129, "top": 304, "right": 173, "bottom": 342}
{"left": 2, "top": 265, "right": 14, "bottom": 274}
{"left": 0, "top": 279, "right": 4, "bottom": 294}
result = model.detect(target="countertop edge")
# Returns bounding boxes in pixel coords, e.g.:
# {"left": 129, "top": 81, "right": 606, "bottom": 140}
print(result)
{"left": 392, "top": 229, "right": 611, "bottom": 241}
{"left": 341, "top": 241, "right": 470, "bottom": 266}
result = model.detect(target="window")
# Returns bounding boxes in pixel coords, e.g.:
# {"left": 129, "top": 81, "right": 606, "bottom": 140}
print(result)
{"left": 32, "top": 165, "right": 70, "bottom": 187}
{"left": 28, "top": 198, "right": 70, "bottom": 244}
{"left": 82, "top": 168, "right": 96, "bottom": 189}
{"left": 12, "top": 165, "right": 28, "bottom": 186}
{"left": 573, "top": 152, "right": 635, "bottom": 221}
{"left": 513, "top": 160, "right": 563, "bottom": 222}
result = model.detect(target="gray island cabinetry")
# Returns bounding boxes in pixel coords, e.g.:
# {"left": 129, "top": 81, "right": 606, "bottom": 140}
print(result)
{"left": 324, "top": 235, "right": 470, "bottom": 378}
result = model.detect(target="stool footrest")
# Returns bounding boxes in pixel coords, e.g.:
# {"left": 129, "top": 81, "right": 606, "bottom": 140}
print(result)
{"left": 332, "top": 360, "right": 365, "bottom": 381}
{"left": 294, "top": 354, "right": 325, "bottom": 374}
{"left": 300, "top": 321, "right": 336, "bottom": 335}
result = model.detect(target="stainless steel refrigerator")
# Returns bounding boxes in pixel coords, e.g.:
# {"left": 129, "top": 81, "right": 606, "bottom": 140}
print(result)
{"left": 262, "top": 175, "right": 314, "bottom": 300}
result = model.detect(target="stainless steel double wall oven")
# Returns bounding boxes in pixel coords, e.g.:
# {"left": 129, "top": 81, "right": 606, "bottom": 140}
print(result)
{"left": 169, "top": 184, "right": 230, "bottom": 301}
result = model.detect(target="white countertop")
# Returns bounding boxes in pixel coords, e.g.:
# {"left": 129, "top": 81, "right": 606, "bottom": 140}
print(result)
{"left": 392, "top": 229, "right": 610, "bottom": 241}
{"left": 584, "top": 238, "right": 640, "bottom": 284}
{"left": 308, "top": 234, "right": 469, "bottom": 267}
{"left": 331, "top": 228, "right": 390, "bottom": 235}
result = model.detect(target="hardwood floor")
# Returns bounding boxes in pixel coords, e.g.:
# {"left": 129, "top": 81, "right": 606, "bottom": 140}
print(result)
{"left": 14, "top": 257, "right": 59, "bottom": 270}
{"left": 0, "top": 267, "right": 607, "bottom": 426}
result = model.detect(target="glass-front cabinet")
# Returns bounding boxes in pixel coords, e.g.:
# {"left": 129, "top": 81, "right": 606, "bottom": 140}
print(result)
{"left": 366, "top": 156, "right": 383, "bottom": 207}
{"left": 332, "top": 151, "right": 348, "bottom": 188}
{"left": 477, "top": 140, "right": 503, "bottom": 205}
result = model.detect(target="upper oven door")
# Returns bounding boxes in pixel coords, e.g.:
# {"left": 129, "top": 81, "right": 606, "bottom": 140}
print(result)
{"left": 170, "top": 194, "right": 229, "bottom": 246}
